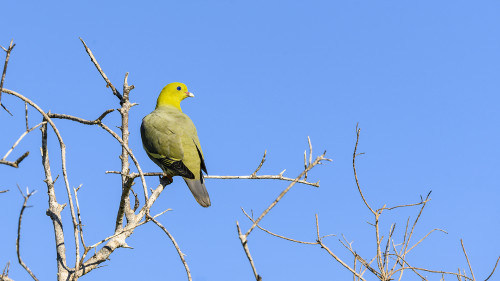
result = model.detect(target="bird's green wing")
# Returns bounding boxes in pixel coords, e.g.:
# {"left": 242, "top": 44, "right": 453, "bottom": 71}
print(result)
{"left": 141, "top": 113, "right": 195, "bottom": 179}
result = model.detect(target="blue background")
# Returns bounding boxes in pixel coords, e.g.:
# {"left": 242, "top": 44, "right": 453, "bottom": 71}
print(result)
{"left": 1, "top": 1, "right": 499, "bottom": 280}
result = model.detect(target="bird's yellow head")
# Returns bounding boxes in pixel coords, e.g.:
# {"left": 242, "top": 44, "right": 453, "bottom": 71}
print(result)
{"left": 156, "top": 82, "right": 194, "bottom": 111}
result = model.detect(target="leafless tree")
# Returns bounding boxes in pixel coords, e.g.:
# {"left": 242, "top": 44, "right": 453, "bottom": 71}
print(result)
{"left": 1, "top": 39, "right": 498, "bottom": 281}
{"left": 0, "top": 39, "right": 325, "bottom": 281}
{"left": 238, "top": 125, "right": 500, "bottom": 281}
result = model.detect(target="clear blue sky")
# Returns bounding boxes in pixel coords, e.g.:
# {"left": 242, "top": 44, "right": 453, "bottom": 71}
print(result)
{"left": 1, "top": 1, "right": 499, "bottom": 280}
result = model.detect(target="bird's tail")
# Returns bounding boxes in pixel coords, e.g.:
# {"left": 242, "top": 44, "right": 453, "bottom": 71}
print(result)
{"left": 184, "top": 177, "right": 211, "bottom": 207}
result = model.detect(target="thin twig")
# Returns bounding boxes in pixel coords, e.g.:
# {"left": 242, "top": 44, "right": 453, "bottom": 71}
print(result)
{"left": 245, "top": 151, "right": 330, "bottom": 237}
{"left": 150, "top": 217, "right": 192, "bottom": 281}
{"left": 79, "top": 38, "right": 123, "bottom": 101}
{"left": 237, "top": 221, "right": 262, "bottom": 281}
{"left": 406, "top": 228, "right": 447, "bottom": 254}
{"left": 241, "top": 208, "right": 318, "bottom": 245}
{"left": 460, "top": 240, "right": 475, "bottom": 281}
{"left": 353, "top": 124, "right": 376, "bottom": 215}
{"left": 1, "top": 262, "right": 10, "bottom": 279}
{"left": 16, "top": 186, "right": 39, "bottom": 281}
{"left": 402, "top": 192, "right": 432, "bottom": 256}
{"left": 0, "top": 39, "right": 15, "bottom": 115}
{"left": 320, "top": 239, "right": 367, "bottom": 281}
{"left": 338, "top": 235, "right": 381, "bottom": 279}
{"left": 48, "top": 109, "right": 114, "bottom": 125}
{"left": 485, "top": 256, "right": 500, "bottom": 281}
{"left": 74, "top": 185, "right": 87, "bottom": 255}
{"left": 251, "top": 150, "right": 266, "bottom": 177}
{"left": 377, "top": 197, "right": 432, "bottom": 212}
{"left": 1, "top": 121, "right": 45, "bottom": 168}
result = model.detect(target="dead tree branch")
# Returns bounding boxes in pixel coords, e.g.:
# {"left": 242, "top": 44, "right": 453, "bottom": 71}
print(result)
{"left": 0, "top": 40, "right": 14, "bottom": 115}
{"left": 243, "top": 124, "right": 498, "bottom": 281}
{"left": 0, "top": 261, "right": 13, "bottom": 281}
{"left": 1, "top": 120, "right": 44, "bottom": 168}
{"left": 236, "top": 138, "right": 331, "bottom": 280}
{"left": 16, "top": 185, "right": 39, "bottom": 281}
{"left": 150, "top": 217, "right": 192, "bottom": 281}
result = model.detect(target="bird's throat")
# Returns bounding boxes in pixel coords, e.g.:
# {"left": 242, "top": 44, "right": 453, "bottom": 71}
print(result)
{"left": 156, "top": 95, "right": 182, "bottom": 111}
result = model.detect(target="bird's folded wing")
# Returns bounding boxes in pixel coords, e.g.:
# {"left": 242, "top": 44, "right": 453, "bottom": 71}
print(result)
{"left": 141, "top": 118, "right": 195, "bottom": 179}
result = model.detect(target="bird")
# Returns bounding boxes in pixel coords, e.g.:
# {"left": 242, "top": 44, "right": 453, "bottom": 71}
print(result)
{"left": 140, "top": 82, "right": 210, "bottom": 207}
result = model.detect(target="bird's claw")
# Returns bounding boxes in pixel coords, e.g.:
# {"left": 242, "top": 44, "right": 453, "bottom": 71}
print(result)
{"left": 159, "top": 175, "right": 173, "bottom": 186}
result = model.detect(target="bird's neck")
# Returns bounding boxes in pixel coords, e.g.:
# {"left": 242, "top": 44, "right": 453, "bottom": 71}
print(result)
{"left": 156, "top": 95, "right": 182, "bottom": 112}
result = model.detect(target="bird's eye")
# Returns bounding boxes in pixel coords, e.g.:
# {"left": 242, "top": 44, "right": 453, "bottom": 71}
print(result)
{"left": 176, "top": 86, "right": 182, "bottom": 91}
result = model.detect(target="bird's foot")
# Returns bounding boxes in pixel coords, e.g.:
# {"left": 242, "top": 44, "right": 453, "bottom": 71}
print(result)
{"left": 159, "top": 174, "right": 173, "bottom": 186}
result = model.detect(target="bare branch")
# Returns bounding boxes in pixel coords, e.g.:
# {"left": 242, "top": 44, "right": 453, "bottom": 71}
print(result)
{"left": 47, "top": 109, "right": 149, "bottom": 217}
{"left": 402, "top": 192, "right": 432, "bottom": 256}
{"left": 461, "top": 240, "right": 475, "bottom": 281}
{"left": 1, "top": 262, "right": 11, "bottom": 281}
{"left": 320, "top": 238, "right": 367, "bottom": 281}
{"left": 237, "top": 221, "right": 262, "bottom": 281}
{"left": 110, "top": 170, "right": 321, "bottom": 187}
{"left": 85, "top": 208, "right": 171, "bottom": 251}
{"left": 392, "top": 265, "right": 473, "bottom": 281}
{"left": 406, "top": 228, "right": 448, "bottom": 254}
{"left": 150, "top": 217, "right": 192, "bottom": 281}
{"left": 48, "top": 109, "right": 114, "bottom": 125}
{"left": 251, "top": 150, "right": 266, "bottom": 177}
{"left": 241, "top": 208, "right": 318, "bottom": 245}
{"left": 377, "top": 196, "right": 432, "bottom": 212}
{"left": 1, "top": 121, "right": 45, "bottom": 168}
{"left": 2, "top": 89, "right": 81, "bottom": 274}
{"left": 16, "top": 186, "right": 39, "bottom": 281}
{"left": 74, "top": 185, "right": 87, "bottom": 258}
{"left": 383, "top": 223, "right": 396, "bottom": 271}
{"left": 338, "top": 235, "right": 381, "bottom": 279}
{"left": 79, "top": 38, "right": 122, "bottom": 102}
{"left": 353, "top": 124, "right": 376, "bottom": 215}
{"left": 0, "top": 39, "right": 15, "bottom": 115}
{"left": 47, "top": 109, "right": 148, "bottom": 214}
{"left": 244, "top": 150, "right": 330, "bottom": 237}
{"left": 41, "top": 123, "right": 69, "bottom": 279}
{"left": 485, "top": 256, "right": 500, "bottom": 281}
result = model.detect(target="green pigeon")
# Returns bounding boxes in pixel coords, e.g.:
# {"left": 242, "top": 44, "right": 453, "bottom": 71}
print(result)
{"left": 141, "top": 82, "right": 210, "bottom": 207}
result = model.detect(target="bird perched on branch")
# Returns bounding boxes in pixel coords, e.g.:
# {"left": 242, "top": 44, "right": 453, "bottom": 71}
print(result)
{"left": 141, "top": 82, "right": 210, "bottom": 207}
